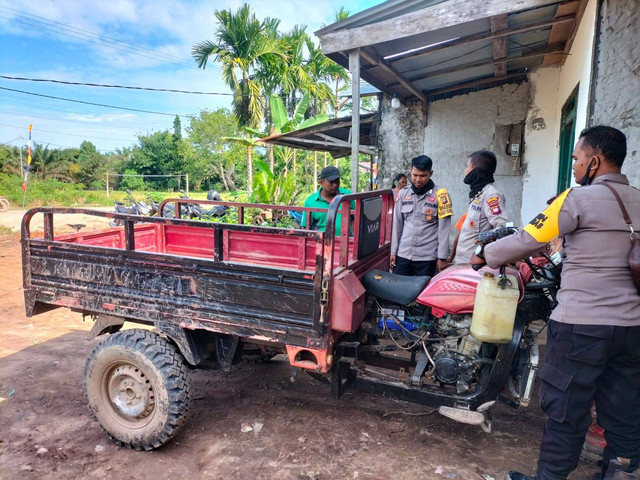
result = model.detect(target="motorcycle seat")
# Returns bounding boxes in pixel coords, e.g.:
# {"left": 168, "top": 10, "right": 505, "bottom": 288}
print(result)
{"left": 362, "top": 269, "right": 430, "bottom": 306}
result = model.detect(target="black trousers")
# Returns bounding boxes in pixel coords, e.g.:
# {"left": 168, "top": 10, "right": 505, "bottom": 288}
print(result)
{"left": 393, "top": 256, "right": 436, "bottom": 277}
{"left": 536, "top": 320, "right": 640, "bottom": 479}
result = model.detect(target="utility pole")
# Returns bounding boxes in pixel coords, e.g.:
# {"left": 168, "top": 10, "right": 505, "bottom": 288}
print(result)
{"left": 349, "top": 48, "right": 361, "bottom": 192}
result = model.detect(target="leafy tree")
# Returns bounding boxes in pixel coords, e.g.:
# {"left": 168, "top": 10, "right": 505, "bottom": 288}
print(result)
{"left": 30, "top": 143, "right": 75, "bottom": 182}
{"left": 0, "top": 145, "right": 21, "bottom": 175}
{"left": 180, "top": 109, "right": 246, "bottom": 191}
{"left": 74, "top": 141, "right": 104, "bottom": 188}
{"left": 119, "top": 168, "right": 145, "bottom": 190}
{"left": 130, "top": 131, "right": 179, "bottom": 189}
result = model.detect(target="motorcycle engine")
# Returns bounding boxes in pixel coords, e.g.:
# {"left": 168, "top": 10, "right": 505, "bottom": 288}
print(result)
{"left": 428, "top": 314, "right": 485, "bottom": 392}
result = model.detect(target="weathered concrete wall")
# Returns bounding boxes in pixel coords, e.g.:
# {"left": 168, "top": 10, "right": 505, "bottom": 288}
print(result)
{"left": 522, "top": 66, "right": 561, "bottom": 225}
{"left": 423, "top": 82, "right": 530, "bottom": 229}
{"left": 521, "top": 0, "right": 598, "bottom": 224}
{"left": 590, "top": 0, "right": 640, "bottom": 187}
{"left": 377, "top": 97, "right": 426, "bottom": 187}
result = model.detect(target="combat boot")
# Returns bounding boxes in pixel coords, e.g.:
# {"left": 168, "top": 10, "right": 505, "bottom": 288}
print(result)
{"left": 603, "top": 457, "right": 640, "bottom": 480}
{"left": 507, "top": 472, "right": 539, "bottom": 480}
{"left": 507, "top": 468, "right": 567, "bottom": 480}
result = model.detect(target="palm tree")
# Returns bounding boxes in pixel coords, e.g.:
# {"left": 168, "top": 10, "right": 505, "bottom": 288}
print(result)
{"left": 304, "top": 38, "right": 348, "bottom": 117}
{"left": 192, "top": 4, "right": 286, "bottom": 129}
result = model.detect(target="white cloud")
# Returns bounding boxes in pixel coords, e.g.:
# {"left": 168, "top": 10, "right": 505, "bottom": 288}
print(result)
{"left": 1, "top": 0, "right": 377, "bottom": 151}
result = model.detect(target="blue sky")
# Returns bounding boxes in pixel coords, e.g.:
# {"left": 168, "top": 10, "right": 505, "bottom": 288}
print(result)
{"left": 0, "top": 0, "right": 379, "bottom": 153}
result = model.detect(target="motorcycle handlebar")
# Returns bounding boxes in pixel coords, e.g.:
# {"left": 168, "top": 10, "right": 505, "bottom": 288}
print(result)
{"left": 476, "top": 225, "right": 518, "bottom": 246}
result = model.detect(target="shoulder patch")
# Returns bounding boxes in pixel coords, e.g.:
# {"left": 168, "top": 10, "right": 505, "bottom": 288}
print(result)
{"left": 523, "top": 188, "right": 572, "bottom": 242}
{"left": 436, "top": 188, "right": 453, "bottom": 218}
{"left": 486, "top": 196, "right": 502, "bottom": 215}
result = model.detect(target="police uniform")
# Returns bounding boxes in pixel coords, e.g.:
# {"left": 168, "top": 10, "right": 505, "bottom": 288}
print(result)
{"left": 391, "top": 184, "right": 453, "bottom": 276}
{"left": 484, "top": 173, "right": 640, "bottom": 480}
{"left": 454, "top": 183, "right": 508, "bottom": 264}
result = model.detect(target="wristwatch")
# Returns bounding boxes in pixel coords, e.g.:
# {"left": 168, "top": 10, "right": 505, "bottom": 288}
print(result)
{"left": 474, "top": 244, "right": 485, "bottom": 260}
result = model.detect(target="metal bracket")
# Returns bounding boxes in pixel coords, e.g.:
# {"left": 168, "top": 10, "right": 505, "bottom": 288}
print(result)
{"left": 88, "top": 314, "right": 124, "bottom": 340}
{"left": 215, "top": 335, "right": 239, "bottom": 372}
{"left": 410, "top": 350, "right": 429, "bottom": 386}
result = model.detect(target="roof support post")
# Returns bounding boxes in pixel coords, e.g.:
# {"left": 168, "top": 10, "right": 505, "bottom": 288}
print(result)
{"left": 349, "top": 48, "right": 360, "bottom": 192}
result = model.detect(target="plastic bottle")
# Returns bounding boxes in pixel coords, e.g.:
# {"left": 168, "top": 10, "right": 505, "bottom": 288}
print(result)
{"left": 470, "top": 272, "right": 519, "bottom": 343}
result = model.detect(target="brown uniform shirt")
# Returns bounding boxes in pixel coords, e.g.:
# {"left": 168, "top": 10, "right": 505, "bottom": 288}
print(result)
{"left": 454, "top": 183, "right": 509, "bottom": 264}
{"left": 485, "top": 173, "right": 640, "bottom": 326}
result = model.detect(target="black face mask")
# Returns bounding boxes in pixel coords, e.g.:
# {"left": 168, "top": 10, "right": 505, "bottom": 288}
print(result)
{"left": 411, "top": 179, "right": 434, "bottom": 196}
{"left": 578, "top": 162, "right": 595, "bottom": 186}
{"left": 463, "top": 168, "right": 494, "bottom": 198}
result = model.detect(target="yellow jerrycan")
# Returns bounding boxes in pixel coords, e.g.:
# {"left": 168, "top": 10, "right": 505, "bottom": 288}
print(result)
{"left": 470, "top": 272, "right": 519, "bottom": 343}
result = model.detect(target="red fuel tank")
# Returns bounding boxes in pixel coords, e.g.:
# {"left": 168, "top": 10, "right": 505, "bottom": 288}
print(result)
{"left": 417, "top": 265, "right": 523, "bottom": 317}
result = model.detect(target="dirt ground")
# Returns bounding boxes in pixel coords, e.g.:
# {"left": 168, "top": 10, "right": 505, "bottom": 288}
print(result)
{"left": 0, "top": 209, "right": 598, "bottom": 480}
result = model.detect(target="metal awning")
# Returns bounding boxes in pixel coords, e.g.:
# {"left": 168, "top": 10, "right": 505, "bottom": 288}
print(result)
{"left": 257, "top": 114, "right": 378, "bottom": 158}
{"left": 315, "top": 0, "right": 588, "bottom": 103}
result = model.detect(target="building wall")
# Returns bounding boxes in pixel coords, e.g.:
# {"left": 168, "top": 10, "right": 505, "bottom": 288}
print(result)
{"left": 521, "top": 67, "right": 561, "bottom": 224}
{"left": 422, "top": 82, "right": 530, "bottom": 230}
{"left": 558, "top": 0, "right": 598, "bottom": 142}
{"left": 377, "top": 97, "right": 426, "bottom": 187}
{"left": 520, "top": 0, "right": 598, "bottom": 224}
{"left": 590, "top": 0, "right": 640, "bottom": 187}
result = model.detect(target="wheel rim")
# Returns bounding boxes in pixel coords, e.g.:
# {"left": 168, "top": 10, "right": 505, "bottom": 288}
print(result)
{"left": 105, "top": 364, "right": 155, "bottom": 421}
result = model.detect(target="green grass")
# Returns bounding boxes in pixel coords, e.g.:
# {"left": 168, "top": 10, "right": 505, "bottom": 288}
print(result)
{"left": 0, "top": 174, "right": 246, "bottom": 208}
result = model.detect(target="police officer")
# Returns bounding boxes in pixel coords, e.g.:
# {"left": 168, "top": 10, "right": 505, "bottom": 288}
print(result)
{"left": 472, "top": 126, "right": 640, "bottom": 480}
{"left": 449, "top": 150, "right": 509, "bottom": 265}
{"left": 390, "top": 155, "right": 452, "bottom": 277}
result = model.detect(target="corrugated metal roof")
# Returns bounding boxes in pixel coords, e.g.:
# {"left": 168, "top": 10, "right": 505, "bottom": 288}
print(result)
{"left": 315, "top": 0, "right": 586, "bottom": 103}
{"left": 257, "top": 114, "right": 379, "bottom": 158}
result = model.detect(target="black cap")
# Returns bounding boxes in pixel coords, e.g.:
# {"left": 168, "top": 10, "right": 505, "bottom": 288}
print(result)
{"left": 319, "top": 166, "right": 341, "bottom": 181}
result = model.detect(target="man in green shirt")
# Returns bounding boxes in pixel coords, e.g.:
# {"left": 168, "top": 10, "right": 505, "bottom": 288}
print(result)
{"left": 301, "top": 166, "right": 351, "bottom": 235}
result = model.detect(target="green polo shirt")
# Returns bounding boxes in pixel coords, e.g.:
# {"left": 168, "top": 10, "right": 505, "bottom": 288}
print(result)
{"left": 301, "top": 187, "right": 352, "bottom": 235}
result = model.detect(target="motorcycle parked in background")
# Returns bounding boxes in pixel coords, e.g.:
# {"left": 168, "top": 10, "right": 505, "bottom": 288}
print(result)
{"left": 109, "top": 189, "right": 151, "bottom": 227}
{"left": 160, "top": 190, "right": 227, "bottom": 220}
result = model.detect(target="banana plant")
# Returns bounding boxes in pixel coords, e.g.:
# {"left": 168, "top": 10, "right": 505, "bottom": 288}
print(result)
{"left": 270, "top": 92, "right": 329, "bottom": 133}
{"left": 250, "top": 159, "right": 300, "bottom": 205}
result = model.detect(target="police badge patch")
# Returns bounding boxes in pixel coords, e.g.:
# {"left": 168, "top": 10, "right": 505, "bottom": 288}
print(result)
{"left": 486, "top": 196, "right": 502, "bottom": 215}
{"left": 425, "top": 209, "right": 433, "bottom": 221}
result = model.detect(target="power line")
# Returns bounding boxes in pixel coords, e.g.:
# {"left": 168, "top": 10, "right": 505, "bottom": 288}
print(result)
{"left": 0, "top": 123, "right": 137, "bottom": 143}
{"left": 2, "top": 109, "right": 173, "bottom": 131}
{"left": 0, "top": 91, "right": 177, "bottom": 128}
{"left": 0, "top": 86, "right": 196, "bottom": 117}
{"left": 1, "top": 136, "right": 25, "bottom": 146}
{"left": 0, "top": 131, "right": 114, "bottom": 152}
{"left": 0, "top": 75, "right": 234, "bottom": 96}
{"left": 0, "top": 6, "right": 211, "bottom": 69}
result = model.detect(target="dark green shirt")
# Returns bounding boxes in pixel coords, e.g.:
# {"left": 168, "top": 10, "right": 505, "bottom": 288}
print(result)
{"left": 301, "top": 187, "right": 352, "bottom": 235}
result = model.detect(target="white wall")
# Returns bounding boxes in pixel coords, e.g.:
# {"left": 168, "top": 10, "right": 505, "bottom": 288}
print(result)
{"left": 423, "top": 82, "right": 530, "bottom": 231}
{"left": 557, "top": 0, "right": 597, "bottom": 140}
{"left": 520, "top": 0, "right": 597, "bottom": 224}
{"left": 521, "top": 67, "right": 561, "bottom": 225}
